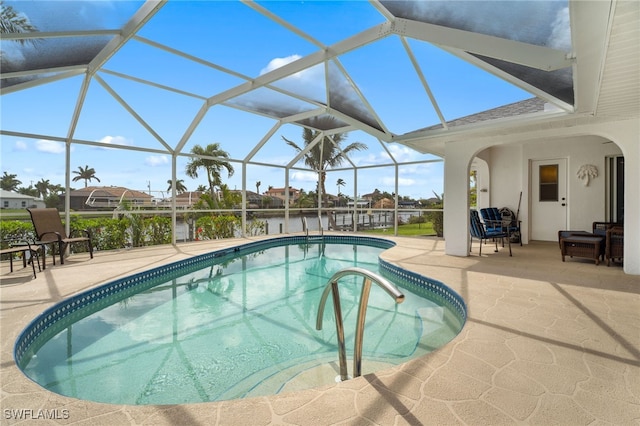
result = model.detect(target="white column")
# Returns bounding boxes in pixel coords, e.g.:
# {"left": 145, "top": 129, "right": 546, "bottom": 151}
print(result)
{"left": 614, "top": 121, "right": 640, "bottom": 274}
{"left": 443, "top": 143, "right": 475, "bottom": 256}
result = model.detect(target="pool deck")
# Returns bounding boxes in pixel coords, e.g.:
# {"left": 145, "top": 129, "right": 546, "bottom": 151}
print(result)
{"left": 1, "top": 234, "right": 639, "bottom": 425}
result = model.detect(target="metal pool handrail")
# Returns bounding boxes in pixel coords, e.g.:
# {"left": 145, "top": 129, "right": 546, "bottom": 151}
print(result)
{"left": 302, "top": 216, "right": 308, "bottom": 238}
{"left": 316, "top": 267, "right": 405, "bottom": 381}
{"left": 302, "top": 216, "right": 323, "bottom": 239}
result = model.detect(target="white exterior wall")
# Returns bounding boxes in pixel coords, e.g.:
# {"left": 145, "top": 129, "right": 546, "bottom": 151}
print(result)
{"left": 0, "top": 193, "right": 45, "bottom": 209}
{"left": 443, "top": 116, "right": 639, "bottom": 275}
{"left": 485, "top": 136, "right": 623, "bottom": 242}
{"left": 488, "top": 145, "right": 525, "bottom": 231}
{"left": 524, "top": 136, "right": 622, "bottom": 232}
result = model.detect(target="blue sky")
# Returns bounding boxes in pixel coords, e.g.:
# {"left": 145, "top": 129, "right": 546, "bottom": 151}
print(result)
{"left": 0, "top": 1, "right": 540, "bottom": 201}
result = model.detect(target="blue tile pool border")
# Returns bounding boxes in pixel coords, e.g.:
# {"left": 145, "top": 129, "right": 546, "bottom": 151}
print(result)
{"left": 14, "top": 235, "right": 467, "bottom": 367}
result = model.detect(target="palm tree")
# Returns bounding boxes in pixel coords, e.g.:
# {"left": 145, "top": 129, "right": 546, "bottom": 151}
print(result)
{"left": 336, "top": 178, "right": 346, "bottom": 207}
{"left": 256, "top": 180, "right": 262, "bottom": 207}
{"left": 185, "top": 143, "right": 234, "bottom": 198}
{"left": 283, "top": 117, "right": 366, "bottom": 211}
{"left": 48, "top": 183, "right": 64, "bottom": 194}
{"left": 72, "top": 165, "right": 100, "bottom": 188}
{"left": 0, "top": 171, "right": 21, "bottom": 191}
{"left": 0, "top": 3, "right": 40, "bottom": 46}
{"left": 294, "top": 191, "right": 315, "bottom": 208}
{"left": 34, "top": 178, "right": 50, "bottom": 198}
{"left": 167, "top": 179, "right": 187, "bottom": 194}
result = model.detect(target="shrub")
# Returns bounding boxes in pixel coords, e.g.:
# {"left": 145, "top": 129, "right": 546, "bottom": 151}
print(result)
{"left": 72, "top": 218, "right": 129, "bottom": 251}
{"left": 0, "top": 221, "right": 34, "bottom": 243}
{"left": 196, "top": 215, "right": 240, "bottom": 240}
{"left": 408, "top": 215, "right": 426, "bottom": 224}
{"left": 146, "top": 216, "right": 172, "bottom": 246}
{"left": 245, "top": 218, "right": 266, "bottom": 236}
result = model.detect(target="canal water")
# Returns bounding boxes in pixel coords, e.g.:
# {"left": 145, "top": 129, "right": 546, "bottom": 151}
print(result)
{"left": 175, "top": 211, "right": 421, "bottom": 241}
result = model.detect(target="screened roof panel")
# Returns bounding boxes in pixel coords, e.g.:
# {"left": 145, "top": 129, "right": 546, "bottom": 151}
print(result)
{"left": 472, "top": 55, "right": 574, "bottom": 104}
{"left": 380, "top": 0, "right": 571, "bottom": 51}
{"left": 410, "top": 40, "right": 534, "bottom": 123}
{"left": 0, "top": 75, "right": 81, "bottom": 136}
{"left": 1, "top": 0, "right": 143, "bottom": 88}
{"left": 294, "top": 115, "right": 349, "bottom": 132}
{"left": 3, "top": 0, "right": 144, "bottom": 32}
{"left": 226, "top": 87, "right": 320, "bottom": 119}
{"left": 98, "top": 73, "right": 205, "bottom": 148}
{"left": 339, "top": 36, "right": 443, "bottom": 134}
{"left": 1, "top": 35, "right": 114, "bottom": 75}
{"left": 135, "top": 1, "right": 320, "bottom": 79}
{"left": 183, "top": 105, "right": 279, "bottom": 161}
{"left": 101, "top": 39, "right": 245, "bottom": 99}
{"left": 73, "top": 80, "right": 171, "bottom": 151}
{"left": 269, "top": 63, "right": 327, "bottom": 105}
{"left": 326, "top": 61, "right": 384, "bottom": 133}
{"left": 250, "top": 124, "right": 299, "bottom": 166}
{"left": 255, "top": 0, "right": 385, "bottom": 46}
{"left": 1, "top": 0, "right": 580, "bottom": 140}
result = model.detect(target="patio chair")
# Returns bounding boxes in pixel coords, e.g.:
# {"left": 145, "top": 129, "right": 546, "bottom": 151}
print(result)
{"left": 605, "top": 226, "right": 623, "bottom": 266}
{"left": 592, "top": 221, "right": 616, "bottom": 237}
{"left": 27, "top": 208, "right": 93, "bottom": 265}
{"left": 480, "top": 207, "right": 522, "bottom": 245}
{"left": 470, "top": 210, "right": 512, "bottom": 256}
{"left": 0, "top": 238, "right": 41, "bottom": 278}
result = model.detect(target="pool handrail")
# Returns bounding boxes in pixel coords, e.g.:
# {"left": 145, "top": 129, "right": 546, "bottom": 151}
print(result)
{"left": 302, "top": 216, "right": 323, "bottom": 239}
{"left": 302, "top": 216, "right": 308, "bottom": 239}
{"left": 316, "top": 267, "right": 405, "bottom": 381}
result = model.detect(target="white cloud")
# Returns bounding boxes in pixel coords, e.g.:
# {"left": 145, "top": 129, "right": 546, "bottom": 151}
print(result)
{"left": 14, "top": 140, "right": 28, "bottom": 151}
{"left": 260, "top": 55, "right": 325, "bottom": 101}
{"left": 387, "top": 144, "right": 422, "bottom": 163}
{"left": 36, "top": 139, "right": 66, "bottom": 154}
{"left": 260, "top": 55, "right": 302, "bottom": 75}
{"left": 145, "top": 155, "right": 169, "bottom": 167}
{"left": 290, "top": 171, "right": 317, "bottom": 183}
{"left": 98, "top": 135, "right": 133, "bottom": 148}
{"left": 381, "top": 176, "right": 415, "bottom": 186}
{"left": 548, "top": 7, "right": 571, "bottom": 51}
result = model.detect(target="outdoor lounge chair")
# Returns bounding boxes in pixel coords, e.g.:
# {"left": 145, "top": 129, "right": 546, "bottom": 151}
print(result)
{"left": 470, "top": 210, "right": 512, "bottom": 256}
{"left": 27, "top": 208, "right": 93, "bottom": 265}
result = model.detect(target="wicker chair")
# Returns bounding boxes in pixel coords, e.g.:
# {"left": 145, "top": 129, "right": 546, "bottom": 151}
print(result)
{"left": 605, "top": 226, "right": 623, "bottom": 266}
{"left": 592, "top": 221, "right": 616, "bottom": 237}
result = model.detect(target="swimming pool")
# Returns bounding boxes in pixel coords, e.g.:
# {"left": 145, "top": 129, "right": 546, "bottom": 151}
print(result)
{"left": 15, "top": 236, "right": 466, "bottom": 405}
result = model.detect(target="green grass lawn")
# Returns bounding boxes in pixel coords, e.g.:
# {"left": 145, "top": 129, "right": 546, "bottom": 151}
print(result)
{"left": 361, "top": 222, "right": 436, "bottom": 237}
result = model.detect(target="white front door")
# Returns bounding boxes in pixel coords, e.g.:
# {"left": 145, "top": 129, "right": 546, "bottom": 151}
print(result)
{"left": 531, "top": 158, "right": 567, "bottom": 241}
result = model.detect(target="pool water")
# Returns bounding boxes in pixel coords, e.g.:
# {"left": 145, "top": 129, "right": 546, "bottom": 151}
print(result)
{"left": 18, "top": 238, "right": 465, "bottom": 405}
